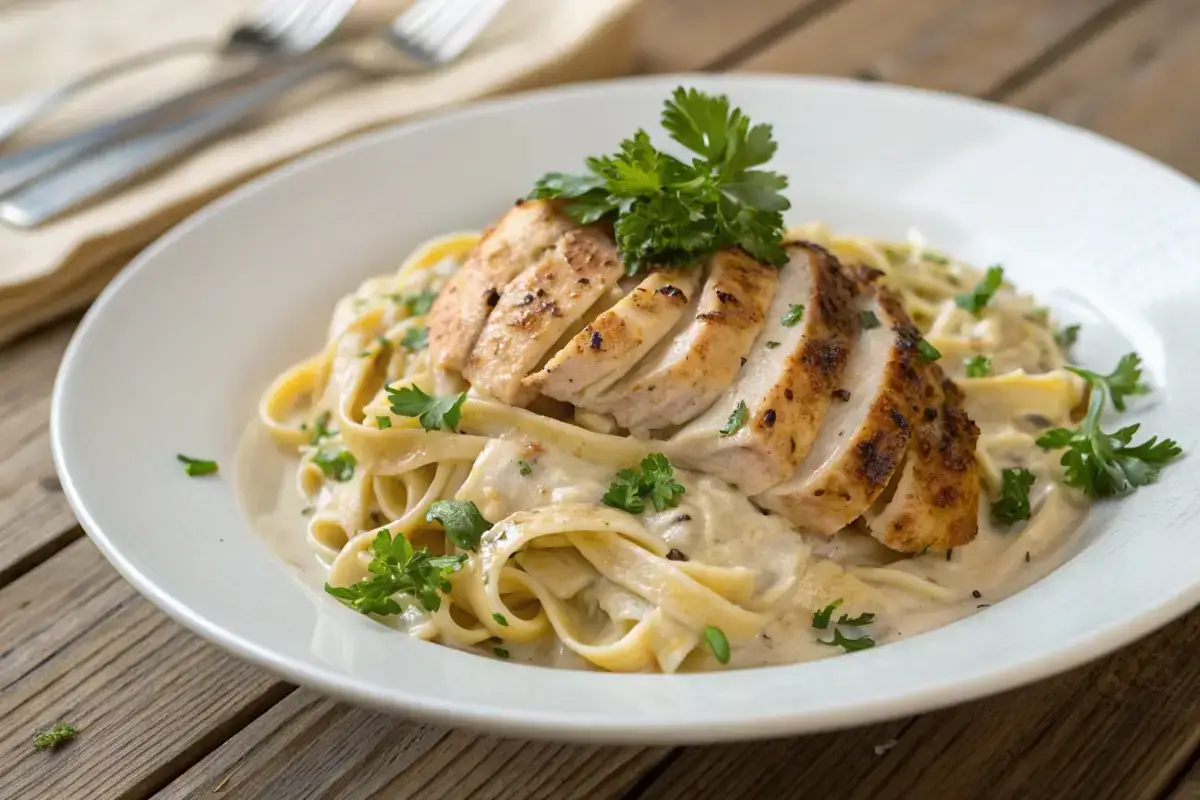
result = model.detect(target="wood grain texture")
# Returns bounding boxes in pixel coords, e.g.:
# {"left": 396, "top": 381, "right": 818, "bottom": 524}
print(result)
{"left": 631, "top": 607, "right": 1200, "bottom": 800}
{"left": 739, "top": 0, "right": 1136, "bottom": 97}
{"left": 0, "top": 538, "right": 289, "bottom": 800}
{"left": 157, "top": 689, "right": 669, "bottom": 800}
{"left": 636, "top": 0, "right": 835, "bottom": 72}
{"left": 0, "top": 316, "right": 81, "bottom": 587}
{"left": 1008, "top": 0, "right": 1200, "bottom": 179}
{"left": 1171, "top": 757, "right": 1200, "bottom": 800}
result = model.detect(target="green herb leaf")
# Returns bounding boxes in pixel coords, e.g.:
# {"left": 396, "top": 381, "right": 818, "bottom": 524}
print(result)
{"left": 811, "top": 599, "right": 843, "bottom": 629}
{"left": 965, "top": 355, "right": 992, "bottom": 378}
{"left": 819, "top": 628, "right": 876, "bottom": 652}
{"left": 518, "top": 460, "right": 533, "bottom": 477}
{"left": 33, "top": 723, "right": 77, "bottom": 751}
{"left": 954, "top": 265, "right": 1004, "bottom": 314}
{"left": 602, "top": 453, "right": 687, "bottom": 514}
{"left": 1066, "top": 352, "right": 1150, "bottom": 412}
{"left": 387, "top": 385, "right": 467, "bottom": 432}
{"left": 991, "top": 467, "right": 1035, "bottom": 525}
{"left": 703, "top": 625, "right": 731, "bottom": 664}
{"left": 393, "top": 288, "right": 439, "bottom": 316}
{"left": 325, "top": 529, "right": 466, "bottom": 615}
{"left": 530, "top": 87, "right": 789, "bottom": 274}
{"left": 492, "top": 612, "right": 509, "bottom": 626}
{"left": 176, "top": 454, "right": 218, "bottom": 477}
{"left": 837, "top": 612, "right": 876, "bottom": 626}
{"left": 922, "top": 251, "right": 949, "bottom": 265}
{"left": 493, "top": 647, "right": 510, "bottom": 659}
{"left": 764, "top": 340, "right": 781, "bottom": 349}
{"left": 916, "top": 339, "right": 941, "bottom": 363}
{"left": 859, "top": 310, "right": 881, "bottom": 330}
{"left": 1055, "top": 323, "right": 1080, "bottom": 351}
{"left": 376, "top": 415, "right": 392, "bottom": 430}
{"left": 312, "top": 447, "right": 356, "bottom": 482}
{"left": 1036, "top": 385, "right": 1181, "bottom": 498}
{"left": 309, "top": 410, "right": 335, "bottom": 445}
{"left": 720, "top": 400, "right": 749, "bottom": 436}
{"left": 781, "top": 304, "right": 805, "bottom": 327}
{"left": 401, "top": 326, "right": 429, "bottom": 352}
{"left": 426, "top": 500, "right": 493, "bottom": 551}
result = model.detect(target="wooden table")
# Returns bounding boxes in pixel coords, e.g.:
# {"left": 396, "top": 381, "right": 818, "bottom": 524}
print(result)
{"left": 3, "top": 1, "right": 1200, "bottom": 797}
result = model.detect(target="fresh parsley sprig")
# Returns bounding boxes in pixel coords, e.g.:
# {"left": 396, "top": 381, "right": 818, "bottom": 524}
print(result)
{"left": 991, "top": 467, "right": 1035, "bottom": 525}
{"left": 426, "top": 499, "right": 493, "bottom": 551}
{"left": 387, "top": 385, "right": 468, "bottom": 432}
{"left": 954, "top": 265, "right": 1004, "bottom": 314}
{"left": 965, "top": 355, "right": 991, "bottom": 378}
{"left": 602, "top": 453, "right": 686, "bottom": 514}
{"left": 819, "top": 628, "right": 876, "bottom": 652}
{"left": 1036, "top": 353, "right": 1180, "bottom": 499}
{"left": 325, "top": 529, "right": 466, "bottom": 615}
{"left": 529, "top": 87, "right": 790, "bottom": 274}
{"left": 1066, "top": 352, "right": 1149, "bottom": 412}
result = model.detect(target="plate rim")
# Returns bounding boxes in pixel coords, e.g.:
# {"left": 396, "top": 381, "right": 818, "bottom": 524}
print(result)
{"left": 50, "top": 72, "right": 1200, "bottom": 744}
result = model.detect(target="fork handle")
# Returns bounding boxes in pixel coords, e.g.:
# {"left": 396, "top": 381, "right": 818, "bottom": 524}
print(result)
{"left": 0, "top": 56, "right": 353, "bottom": 229}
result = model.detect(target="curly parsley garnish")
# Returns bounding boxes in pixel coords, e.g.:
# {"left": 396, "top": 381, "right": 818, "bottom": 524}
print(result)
{"left": 954, "top": 265, "right": 1004, "bottom": 314}
{"left": 602, "top": 453, "right": 686, "bottom": 514}
{"left": 529, "top": 87, "right": 789, "bottom": 274}
{"left": 1036, "top": 353, "right": 1180, "bottom": 498}
{"left": 312, "top": 446, "right": 356, "bottom": 482}
{"left": 811, "top": 599, "right": 842, "bottom": 629}
{"left": 325, "top": 529, "right": 466, "bottom": 615}
{"left": 819, "top": 628, "right": 876, "bottom": 652}
{"left": 703, "top": 625, "right": 731, "bottom": 664}
{"left": 393, "top": 288, "right": 438, "bottom": 316}
{"left": 1066, "top": 352, "right": 1149, "bottom": 412}
{"left": 916, "top": 338, "right": 941, "bottom": 363}
{"left": 991, "top": 467, "right": 1035, "bottom": 525}
{"left": 720, "top": 399, "right": 749, "bottom": 436}
{"left": 34, "top": 723, "right": 77, "bottom": 751}
{"left": 426, "top": 500, "right": 493, "bottom": 551}
{"left": 781, "top": 304, "right": 805, "bottom": 327}
{"left": 387, "top": 385, "right": 467, "bottom": 432}
{"left": 964, "top": 355, "right": 992, "bottom": 378}
{"left": 176, "top": 454, "right": 218, "bottom": 477}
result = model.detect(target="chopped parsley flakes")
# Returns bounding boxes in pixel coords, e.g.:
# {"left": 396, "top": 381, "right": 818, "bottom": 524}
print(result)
{"left": 781, "top": 304, "right": 805, "bottom": 327}
{"left": 964, "top": 354, "right": 992, "bottom": 378}
{"left": 720, "top": 400, "right": 749, "bottom": 436}
{"left": 703, "top": 625, "right": 731, "bottom": 664}
{"left": 176, "top": 454, "right": 218, "bottom": 477}
{"left": 602, "top": 453, "right": 686, "bottom": 514}
{"left": 991, "top": 467, "right": 1035, "bottom": 525}
{"left": 954, "top": 265, "right": 1004, "bottom": 315}
{"left": 325, "top": 529, "right": 465, "bottom": 615}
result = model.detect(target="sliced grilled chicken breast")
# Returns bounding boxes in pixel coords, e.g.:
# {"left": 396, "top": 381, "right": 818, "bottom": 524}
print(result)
{"left": 865, "top": 370, "right": 981, "bottom": 553}
{"left": 428, "top": 199, "right": 575, "bottom": 372}
{"left": 525, "top": 269, "right": 700, "bottom": 406}
{"left": 754, "top": 287, "right": 926, "bottom": 534}
{"left": 594, "top": 248, "right": 778, "bottom": 432}
{"left": 463, "top": 228, "right": 625, "bottom": 406}
{"left": 668, "top": 243, "right": 859, "bottom": 495}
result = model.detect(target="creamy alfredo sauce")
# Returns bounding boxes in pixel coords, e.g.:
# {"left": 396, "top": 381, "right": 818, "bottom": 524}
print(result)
{"left": 240, "top": 415, "right": 1087, "bottom": 671}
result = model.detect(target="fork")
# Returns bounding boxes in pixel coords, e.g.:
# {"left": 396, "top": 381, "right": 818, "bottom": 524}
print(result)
{"left": 0, "top": 0, "right": 508, "bottom": 228}
{"left": 0, "top": 0, "right": 360, "bottom": 149}
{"left": 0, "top": 0, "right": 360, "bottom": 200}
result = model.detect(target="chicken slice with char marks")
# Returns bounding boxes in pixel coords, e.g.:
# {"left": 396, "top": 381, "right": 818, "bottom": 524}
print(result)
{"left": 668, "top": 243, "right": 859, "bottom": 495}
{"left": 428, "top": 199, "right": 575, "bottom": 373}
{"left": 754, "top": 286, "right": 926, "bottom": 535}
{"left": 864, "top": 369, "right": 981, "bottom": 553}
{"left": 463, "top": 227, "right": 625, "bottom": 406}
{"left": 525, "top": 269, "right": 700, "bottom": 406}
{"left": 592, "top": 248, "right": 778, "bottom": 432}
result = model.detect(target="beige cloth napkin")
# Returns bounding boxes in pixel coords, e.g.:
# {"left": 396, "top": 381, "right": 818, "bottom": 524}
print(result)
{"left": 0, "top": 0, "right": 642, "bottom": 347}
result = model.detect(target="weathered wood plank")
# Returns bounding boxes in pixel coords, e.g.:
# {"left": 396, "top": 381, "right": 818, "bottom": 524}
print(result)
{"left": 156, "top": 689, "right": 669, "bottom": 799}
{"left": 636, "top": 0, "right": 834, "bottom": 73}
{"left": 1171, "top": 756, "right": 1200, "bottom": 800}
{"left": 1008, "top": 0, "right": 1200, "bottom": 179}
{"left": 739, "top": 0, "right": 1137, "bottom": 97}
{"left": 0, "top": 538, "right": 289, "bottom": 800}
{"left": 0, "top": 316, "right": 82, "bottom": 587}
{"left": 631, "top": 607, "right": 1200, "bottom": 800}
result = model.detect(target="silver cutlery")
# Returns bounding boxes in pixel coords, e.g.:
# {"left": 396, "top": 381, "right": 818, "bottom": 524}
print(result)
{"left": 0, "top": 0, "right": 360, "bottom": 201}
{"left": 0, "top": 0, "right": 508, "bottom": 228}
{"left": 0, "top": 0, "right": 360, "bottom": 149}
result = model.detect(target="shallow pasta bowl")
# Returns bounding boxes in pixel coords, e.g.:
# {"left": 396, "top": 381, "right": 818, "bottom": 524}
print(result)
{"left": 50, "top": 73, "right": 1200, "bottom": 744}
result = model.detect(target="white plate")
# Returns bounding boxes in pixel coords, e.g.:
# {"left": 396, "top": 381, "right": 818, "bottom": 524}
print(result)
{"left": 51, "top": 74, "right": 1200, "bottom": 744}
